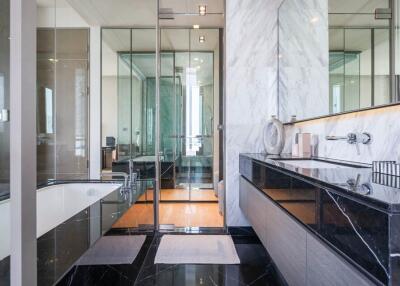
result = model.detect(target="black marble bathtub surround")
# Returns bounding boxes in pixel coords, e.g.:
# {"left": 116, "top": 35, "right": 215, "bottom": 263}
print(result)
{"left": 240, "top": 153, "right": 400, "bottom": 285}
{"left": 36, "top": 183, "right": 132, "bottom": 286}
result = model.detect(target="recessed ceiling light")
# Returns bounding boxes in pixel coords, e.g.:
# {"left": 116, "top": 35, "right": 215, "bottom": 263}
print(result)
{"left": 310, "top": 17, "right": 319, "bottom": 23}
{"left": 199, "top": 5, "right": 206, "bottom": 16}
{"left": 193, "top": 24, "right": 200, "bottom": 29}
{"left": 194, "top": 57, "right": 199, "bottom": 61}
{"left": 199, "top": 36, "right": 205, "bottom": 43}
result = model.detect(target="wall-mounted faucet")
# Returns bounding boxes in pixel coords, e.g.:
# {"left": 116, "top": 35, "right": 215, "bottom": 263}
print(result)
{"left": 325, "top": 132, "right": 371, "bottom": 155}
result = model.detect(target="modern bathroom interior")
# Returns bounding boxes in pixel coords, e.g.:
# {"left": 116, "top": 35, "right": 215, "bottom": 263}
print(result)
{"left": 2, "top": 0, "right": 400, "bottom": 285}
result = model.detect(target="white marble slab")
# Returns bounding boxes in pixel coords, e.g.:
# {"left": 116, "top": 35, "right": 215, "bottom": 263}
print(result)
{"left": 284, "top": 105, "right": 400, "bottom": 164}
{"left": 225, "top": 0, "right": 282, "bottom": 226}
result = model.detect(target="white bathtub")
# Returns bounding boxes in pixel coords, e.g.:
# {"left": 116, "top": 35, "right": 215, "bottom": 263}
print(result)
{"left": 0, "top": 183, "right": 122, "bottom": 261}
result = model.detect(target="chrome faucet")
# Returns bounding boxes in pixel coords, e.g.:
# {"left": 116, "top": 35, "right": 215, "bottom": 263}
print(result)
{"left": 325, "top": 132, "right": 371, "bottom": 144}
{"left": 101, "top": 171, "right": 129, "bottom": 189}
{"left": 325, "top": 132, "right": 371, "bottom": 155}
{"left": 100, "top": 160, "right": 138, "bottom": 197}
{"left": 128, "top": 159, "right": 138, "bottom": 191}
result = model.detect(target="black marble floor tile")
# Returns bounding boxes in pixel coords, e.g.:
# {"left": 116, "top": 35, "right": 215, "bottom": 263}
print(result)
{"left": 57, "top": 229, "right": 284, "bottom": 286}
{"left": 57, "top": 234, "right": 154, "bottom": 286}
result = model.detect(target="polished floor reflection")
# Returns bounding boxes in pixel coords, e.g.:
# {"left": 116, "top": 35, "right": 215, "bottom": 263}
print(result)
{"left": 57, "top": 228, "right": 284, "bottom": 286}
{"left": 137, "top": 188, "right": 218, "bottom": 202}
{"left": 112, "top": 202, "right": 223, "bottom": 228}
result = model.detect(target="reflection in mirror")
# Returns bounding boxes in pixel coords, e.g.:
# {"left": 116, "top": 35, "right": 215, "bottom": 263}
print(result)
{"left": 278, "top": 0, "right": 395, "bottom": 123}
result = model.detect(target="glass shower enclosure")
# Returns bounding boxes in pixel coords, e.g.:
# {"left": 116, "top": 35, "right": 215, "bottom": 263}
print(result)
{"left": 103, "top": 28, "right": 217, "bottom": 203}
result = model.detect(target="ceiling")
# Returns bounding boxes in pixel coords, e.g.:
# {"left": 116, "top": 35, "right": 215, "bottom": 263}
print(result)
{"left": 64, "top": 0, "right": 224, "bottom": 28}
{"left": 159, "top": 0, "right": 223, "bottom": 14}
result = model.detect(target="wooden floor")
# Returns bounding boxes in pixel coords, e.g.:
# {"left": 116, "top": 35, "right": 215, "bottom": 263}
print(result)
{"left": 138, "top": 188, "right": 218, "bottom": 201}
{"left": 113, "top": 202, "right": 223, "bottom": 228}
{"left": 113, "top": 188, "right": 222, "bottom": 228}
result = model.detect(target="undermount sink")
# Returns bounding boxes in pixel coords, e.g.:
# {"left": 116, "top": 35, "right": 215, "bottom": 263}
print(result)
{"left": 275, "top": 159, "right": 354, "bottom": 169}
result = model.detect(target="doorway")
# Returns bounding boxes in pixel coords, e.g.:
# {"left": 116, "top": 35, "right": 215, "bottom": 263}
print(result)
{"left": 101, "top": 27, "right": 224, "bottom": 230}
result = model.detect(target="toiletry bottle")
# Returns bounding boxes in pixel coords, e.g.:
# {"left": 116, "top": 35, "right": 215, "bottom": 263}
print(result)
{"left": 292, "top": 133, "right": 299, "bottom": 157}
{"left": 298, "top": 133, "right": 312, "bottom": 158}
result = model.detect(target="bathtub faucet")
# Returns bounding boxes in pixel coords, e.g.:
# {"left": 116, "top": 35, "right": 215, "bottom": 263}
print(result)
{"left": 128, "top": 159, "right": 138, "bottom": 190}
{"left": 101, "top": 171, "right": 129, "bottom": 190}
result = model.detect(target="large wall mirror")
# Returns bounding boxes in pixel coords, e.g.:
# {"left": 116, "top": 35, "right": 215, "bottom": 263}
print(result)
{"left": 278, "top": 0, "right": 400, "bottom": 123}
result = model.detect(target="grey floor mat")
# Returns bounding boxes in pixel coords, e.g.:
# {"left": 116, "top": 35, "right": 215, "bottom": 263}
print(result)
{"left": 155, "top": 235, "right": 240, "bottom": 264}
{"left": 78, "top": 235, "right": 146, "bottom": 265}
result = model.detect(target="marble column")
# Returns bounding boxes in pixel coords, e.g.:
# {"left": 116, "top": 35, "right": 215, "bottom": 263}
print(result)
{"left": 225, "top": 0, "right": 282, "bottom": 226}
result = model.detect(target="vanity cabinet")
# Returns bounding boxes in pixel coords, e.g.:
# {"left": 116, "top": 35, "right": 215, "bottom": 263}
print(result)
{"left": 240, "top": 176, "right": 307, "bottom": 286}
{"left": 267, "top": 193, "right": 307, "bottom": 286}
{"left": 239, "top": 173, "right": 378, "bottom": 286}
{"left": 239, "top": 177, "right": 248, "bottom": 217}
{"left": 306, "top": 233, "right": 375, "bottom": 286}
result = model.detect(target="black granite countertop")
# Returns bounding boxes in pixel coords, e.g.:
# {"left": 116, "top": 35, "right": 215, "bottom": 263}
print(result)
{"left": 240, "top": 153, "right": 400, "bottom": 213}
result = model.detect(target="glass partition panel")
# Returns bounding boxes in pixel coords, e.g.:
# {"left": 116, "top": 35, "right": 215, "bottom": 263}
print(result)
{"left": 396, "top": 0, "right": 400, "bottom": 100}
{"left": 101, "top": 28, "right": 156, "bottom": 230}
{"left": 117, "top": 41, "right": 132, "bottom": 160}
{"left": 344, "top": 29, "right": 372, "bottom": 111}
{"left": 0, "top": 0, "right": 10, "bottom": 284}
{"left": 0, "top": 0, "right": 10, "bottom": 199}
{"left": 37, "top": 27, "right": 55, "bottom": 184}
{"left": 101, "top": 29, "right": 130, "bottom": 169}
{"left": 329, "top": 28, "right": 344, "bottom": 113}
{"left": 37, "top": 0, "right": 89, "bottom": 184}
{"left": 374, "top": 28, "right": 390, "bottom": 105}
{"left": 54, "top": 29, "right": 89, "bottom": 180}
{"left": 160, "top": 30, "right": 190, "bottom": 201}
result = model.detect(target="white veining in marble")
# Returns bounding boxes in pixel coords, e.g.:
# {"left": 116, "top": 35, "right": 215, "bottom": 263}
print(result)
{"left": 226, "top": 0, "right": 282, "bottom": 226}
{"left": 283, "top": 105, "right": 400, "bottom": 164}
{"left": 278, "top": 0, "right": 329, "bottom": 122}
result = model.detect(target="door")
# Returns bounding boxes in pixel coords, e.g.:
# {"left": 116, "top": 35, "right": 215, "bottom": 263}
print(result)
{"left": 157, "top": 26, "right": 223, "bottom": 229}
{"left": 159, "top": 31, "right": 218, "bottom": 204}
